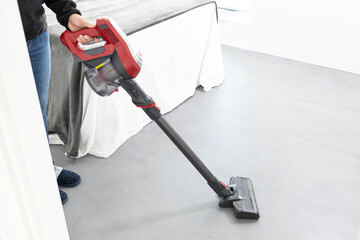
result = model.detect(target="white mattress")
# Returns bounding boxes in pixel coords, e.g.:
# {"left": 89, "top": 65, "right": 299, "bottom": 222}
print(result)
{"left": 50, "top": 4, "right": 224, "bottom": 158}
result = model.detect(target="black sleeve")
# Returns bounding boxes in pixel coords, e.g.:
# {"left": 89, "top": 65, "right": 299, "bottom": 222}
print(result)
{"left": 44, "top": 0, "right": 81, "bottom": 30}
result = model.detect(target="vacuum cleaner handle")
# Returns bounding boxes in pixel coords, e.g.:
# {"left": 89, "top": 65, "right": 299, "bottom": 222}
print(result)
{"left": 61, "top": 17, "right": 142, "bottom": 79}
{"left": 60, "top": 26, "right": 115, "bottom": 61}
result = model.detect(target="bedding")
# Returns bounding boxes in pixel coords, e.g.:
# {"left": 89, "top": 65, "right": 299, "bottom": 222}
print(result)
{"left": 46, "top": 0, "right": 224, "bottom": 158}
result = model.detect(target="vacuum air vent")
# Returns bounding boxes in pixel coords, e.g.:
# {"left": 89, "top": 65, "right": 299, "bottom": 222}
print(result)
{"left": 102, "top": 28, "right": 119, "bottom": 44}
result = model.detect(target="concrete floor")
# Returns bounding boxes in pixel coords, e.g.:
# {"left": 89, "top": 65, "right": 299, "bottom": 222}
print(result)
{"left": 51, "top": 45, "right": 360, "bottom": 240}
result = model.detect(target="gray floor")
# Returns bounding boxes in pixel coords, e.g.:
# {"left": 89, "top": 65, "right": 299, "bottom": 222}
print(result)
{"left": 51, "top": 45, "right": 360, "bottom": 240}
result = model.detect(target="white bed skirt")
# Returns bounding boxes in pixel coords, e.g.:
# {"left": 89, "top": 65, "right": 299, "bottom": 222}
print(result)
{"left": 50, "top": 4, "right": 224, "bottom": 158}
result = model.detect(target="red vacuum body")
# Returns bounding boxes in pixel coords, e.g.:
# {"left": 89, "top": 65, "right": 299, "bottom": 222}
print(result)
{"left": 61, "top": 17, "right": 142, "bottom": 96}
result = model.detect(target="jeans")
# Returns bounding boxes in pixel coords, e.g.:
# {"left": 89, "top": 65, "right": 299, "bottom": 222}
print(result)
{"left": 27, "top": 29, "right": 51, "bottom": 135}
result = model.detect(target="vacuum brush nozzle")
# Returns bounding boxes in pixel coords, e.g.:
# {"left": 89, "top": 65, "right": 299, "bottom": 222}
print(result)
{"left": 219, "top": 177, "right": 260, "bottom": 219}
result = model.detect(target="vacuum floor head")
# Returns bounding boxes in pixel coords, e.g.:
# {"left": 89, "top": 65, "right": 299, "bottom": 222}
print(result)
{"left": 219, "top": 177, "right": 259, "bottom": 219}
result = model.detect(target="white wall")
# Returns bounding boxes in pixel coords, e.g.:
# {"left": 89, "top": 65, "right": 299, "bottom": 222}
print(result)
{"left": 219, "top": 0, "right": 360, "bottom": 74}
{"left": 0, "top": 1, "right": 69, "bottom": 239}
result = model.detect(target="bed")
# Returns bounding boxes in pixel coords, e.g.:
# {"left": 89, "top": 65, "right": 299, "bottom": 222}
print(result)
{"left": 45, "top": 0, "right": 224, "bottom": 158}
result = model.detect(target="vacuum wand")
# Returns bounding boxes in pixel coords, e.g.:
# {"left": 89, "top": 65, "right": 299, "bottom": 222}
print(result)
{"left": 119, "top": 78, "right": 232, "bottom": 196}
{"left": 121, "top": 78, "right": 260, "bottom": 219}
{"left": 156, "top": 116, "right": 233, "bottom": 198}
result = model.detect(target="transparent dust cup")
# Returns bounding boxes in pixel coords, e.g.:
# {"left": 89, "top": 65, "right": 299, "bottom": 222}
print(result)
{"left": 84, "top": 58, "right": 122, "bottom": 97}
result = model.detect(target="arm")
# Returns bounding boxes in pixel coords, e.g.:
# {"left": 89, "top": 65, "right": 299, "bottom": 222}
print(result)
{"left": 44, "top": 0, "right": 80, "bottom": 30}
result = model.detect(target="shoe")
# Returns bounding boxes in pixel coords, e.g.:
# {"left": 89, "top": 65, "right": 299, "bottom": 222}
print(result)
{"left": 60, "top": 190, "right": 68, "bottom": 204}
{"left": 57, "top": 169, "right": 81, "bottom": 187}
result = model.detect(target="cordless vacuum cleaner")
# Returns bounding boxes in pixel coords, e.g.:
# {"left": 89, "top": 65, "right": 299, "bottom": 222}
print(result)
{"left": 60, "top": 17, "right": 259, "bottom": 219}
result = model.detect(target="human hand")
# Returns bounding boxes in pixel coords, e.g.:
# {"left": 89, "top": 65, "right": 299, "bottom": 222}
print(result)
{"left": 68, "top": 14, "right": 96, "bottom": 43}
{"left": 68, "top": 14, "right": 96, "bottom": 32}
{"left": 77, "top": 34, "right": 99, "bottom": 44}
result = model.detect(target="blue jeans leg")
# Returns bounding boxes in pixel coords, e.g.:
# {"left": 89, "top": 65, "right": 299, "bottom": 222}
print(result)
{"left": 27, "top": 29, "right": 51, "bottom": 135}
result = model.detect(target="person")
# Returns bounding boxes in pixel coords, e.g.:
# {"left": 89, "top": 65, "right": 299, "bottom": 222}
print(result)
{"left": 17, "top": 0, "right": 95, "bottom": 204}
